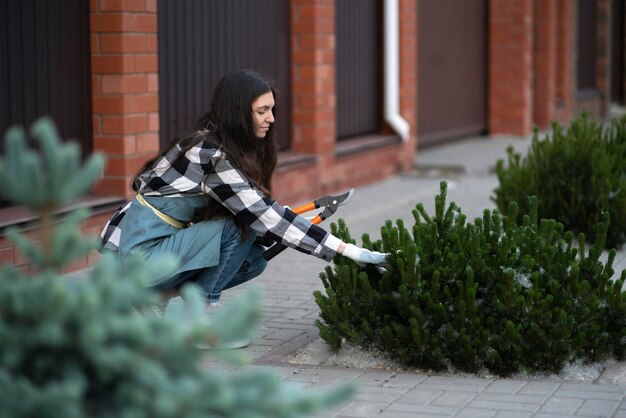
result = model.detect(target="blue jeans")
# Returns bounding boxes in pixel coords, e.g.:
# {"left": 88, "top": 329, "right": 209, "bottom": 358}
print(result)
{"left": 151, "top": 219, "right": 268, "bottom": 303}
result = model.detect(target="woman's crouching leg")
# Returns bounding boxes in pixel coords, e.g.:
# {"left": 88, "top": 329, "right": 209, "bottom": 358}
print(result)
{"left": 222, "top": 243, "right": 268, "bottom": 291}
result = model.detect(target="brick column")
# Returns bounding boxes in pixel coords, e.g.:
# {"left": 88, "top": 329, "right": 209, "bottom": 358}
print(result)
{"left": 554, "top": 0, "right": 575, "bottom": 123}
{"left": 489, "top": 0, "right": 533, "bottom": 135}
{"left": 533, "top": 0, "right": 557, "bottom": 128}
{"left": 623, "top": 1, "right": 626, "bottom": 102}
{"left": 90, "top": 0, "right": 159, "bottom": 198}
{"left": 290, "top": 0, "right": 336, "bottom": 158}
{"left": 596, "top": 0, "right": 611, "bottom": 117}
{"left": 399, "top": 0, "right": 417, "bottom": 169}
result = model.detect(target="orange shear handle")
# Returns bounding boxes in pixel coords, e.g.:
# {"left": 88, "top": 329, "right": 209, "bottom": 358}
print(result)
{"left": 292, "top": 201, "right": 317, "bottom": 214}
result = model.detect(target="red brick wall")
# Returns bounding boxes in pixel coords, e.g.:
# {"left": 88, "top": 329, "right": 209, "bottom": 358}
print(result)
{"left": 399, "top": 0, "right": 418, "bottom": 166}
{"left": 620, "top": 5, "right": 626, "bottom": 99}
{"left": 595, "top": 0, "right": 611, "bottom": 118}
{"left": 554, "top": 0, "right": 576, "bottom": 124}
{"left": 0, "top": 212, "right": 111, "bottom": 275}
{"left": 488, "top": 0, "right": 603, "bottom": 133}
{"left": 290, "top": 0, "right": 336, "bottom": 157}
{"left": 90, "top": 0, "right": 160, "bottom": 199}
{"left": 533, "top": 0, "right": 558, "bottom": 128}
{"left": 489, "top": 0, "right": 534, "bottom": 135}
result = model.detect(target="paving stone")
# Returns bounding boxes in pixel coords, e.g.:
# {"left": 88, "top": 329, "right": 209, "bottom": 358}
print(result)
{"left": 356, "top": 385, "right": 408, "bottom": 396}
{"left": 272, "top": 366, "right": 303, "bottom": 380}
{"left": 395, "top": 388, "right": 443, "bottom": 405}
{"left": 493, "top": 412, "right": 532, "bottom": 418}
{"left": 352, "top": 371, "right": 406, "bottom": 386}
{"left": 285, "top": 368, "right": 362, "bottom": 386}
{"left": 418, "top": 375, "right": 492, "bottom": 393}
{"left": 465, "top": 400, "right": 539, "bottom": 413}
{"left": 386, "top": 402, "right": 460, "bottom": 416}
{"left": 253, "top": 338, "right": 290, "bottom": 348}
{"left": 262, "top": 320, "right": 314, "bottom": 330}
{"left": 337, "top": 401, "right": 387, "bottom": 417}
{"left": 381, "top": 373, "right": 425, "bottom": 389}
{"left": 535, "top": 415, "right": 596, "bottom": 418}
{"left": 260, "top": 327, "right": 306, "bottom": 341}
{"left": 240, "top": 345, "right": 273, "bottom": 360}
{"left": 476, "top": 392, "right": 546, "bottom": 405}
{"left": 280, "top": 307, "right": 316, "bottom": 320}
{"left": 352, "top": 389, "right": 402, "bottom": 404}
{"left": 483, "top": 380, "right": 526, "bottom": 394}
{"left": 516, "top": 381, "right": 560, "bottom": 397}
{"left": 539, "top": 397, "right": 583, "bottom": 414}
{"left": 377, "top": 411, "right": 429, "bottom": 418}
{"left": 554, "top": 388, "right": 624, "bottom": 401}
{"left": 430, "top": 391, "right": 476, "bottom": 407}
{"left": 559, "top": 383, "right": 624, "bottom": 393}
{"left": 454, "top": 408, "right": 497, "bottom": 418}
{"left": 576, "top": 399, "right": 619, "bottom": 417}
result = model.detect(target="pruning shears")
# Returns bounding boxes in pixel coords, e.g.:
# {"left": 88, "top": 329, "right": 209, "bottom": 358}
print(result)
{"left": 262, "top": 189, "right": 355, "bottom": 261}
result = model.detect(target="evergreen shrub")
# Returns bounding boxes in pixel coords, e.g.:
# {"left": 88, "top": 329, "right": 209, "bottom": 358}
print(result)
{"left": 494, "top": 113, "right": 626, "bottom": 249}
{"left": 0, "top": 118, "right": 353, "bottom": 418}
{"left": 314, "top": 181, "right": 626, "bottom": 376}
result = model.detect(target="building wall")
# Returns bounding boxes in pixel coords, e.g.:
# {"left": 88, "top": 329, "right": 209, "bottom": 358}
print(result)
{"left": 1, "top": 0, "right": 620, "bottom": 272}
{"left": 87, "top": 0, "right": 416, "bottom": 206}
{"left": 489, "top": 0, "right": 614, "bottom": 135}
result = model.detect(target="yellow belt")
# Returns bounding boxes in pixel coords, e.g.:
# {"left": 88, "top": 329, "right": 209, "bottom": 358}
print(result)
{"left": 135, "top": 194, "right": 187, "bottom": 229}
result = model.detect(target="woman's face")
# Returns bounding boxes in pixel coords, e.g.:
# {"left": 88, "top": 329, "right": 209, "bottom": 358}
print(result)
{"left": 251, "top": 91, "right": 275, "bottom": 138}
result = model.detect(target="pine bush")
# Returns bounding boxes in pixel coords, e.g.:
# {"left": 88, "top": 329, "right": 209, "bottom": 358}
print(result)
{"left": 314, "top": 181, "right": 626, "bottom": 376}
{"left": 493, "top": 113, "right": 626, "bottom": 249}
{"left": 0, "top": 118, "right": 353, "bottom": 418}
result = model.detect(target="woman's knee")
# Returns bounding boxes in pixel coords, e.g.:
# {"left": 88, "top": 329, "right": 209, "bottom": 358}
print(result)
{"left": 247, "top": 255, "right": 268, "bottom": 278}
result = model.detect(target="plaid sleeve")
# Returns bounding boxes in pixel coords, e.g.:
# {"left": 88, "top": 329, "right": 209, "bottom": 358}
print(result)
{"left": 99, "top": 201, "right": 132, "bottom": 251}
{"left": 201, "top": 148, "right": 342, "bottom": 261}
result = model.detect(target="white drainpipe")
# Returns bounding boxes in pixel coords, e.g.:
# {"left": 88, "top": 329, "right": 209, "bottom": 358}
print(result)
{"left": 384, "top": 0, "right": 410, "bottom": 141}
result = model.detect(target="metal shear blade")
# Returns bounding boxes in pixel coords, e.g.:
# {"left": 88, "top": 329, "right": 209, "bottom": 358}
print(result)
{"left": 315, "top": 189, "right": 354, "bottom": 209}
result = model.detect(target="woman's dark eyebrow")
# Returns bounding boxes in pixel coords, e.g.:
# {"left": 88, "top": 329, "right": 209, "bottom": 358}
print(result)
{"left": 255, "top": 105, "right": 273, "bottom": 111}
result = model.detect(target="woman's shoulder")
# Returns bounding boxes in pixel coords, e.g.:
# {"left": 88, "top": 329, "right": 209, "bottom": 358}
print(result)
{"left": 197, "top": 137, "right": 221, "bottom": 150}
{"left": 186, "top": 137, "right": 225, "bottom": 161}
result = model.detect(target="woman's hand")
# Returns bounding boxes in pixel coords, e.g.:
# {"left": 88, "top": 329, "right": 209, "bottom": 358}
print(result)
{"left": 338, "top": 243, "right": 388, "bottom": 267}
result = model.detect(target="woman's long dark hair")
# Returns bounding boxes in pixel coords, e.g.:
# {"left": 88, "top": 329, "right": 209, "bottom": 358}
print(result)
{"left": 132, "top": 69, "right": 280, "bottom": 235}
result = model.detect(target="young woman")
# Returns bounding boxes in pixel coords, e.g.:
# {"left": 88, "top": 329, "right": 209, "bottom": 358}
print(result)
{"left": 100, "top": 69, "right": 387, "bottom": 324}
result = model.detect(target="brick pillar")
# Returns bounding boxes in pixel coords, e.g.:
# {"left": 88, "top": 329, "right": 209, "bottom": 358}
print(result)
{"left": 399, "top": 0, "right": 417, "bottom": 169}
{"left": 90, "top": 0, "right": 159, "bottom": 198}
{"left": 623, "top": 1, "right": 626, "bottom": 102}
{"left": 554, "top": 0, "right": 575, "bottom": 123}
{"left": 290, "top": 0, "right": 336, "bottom": 158}
{"left": 533, "top": 0, "right": 557, "bottom": 128}
{"left": 596, "top": 0, "right": 611, "bottom": 118}
{"left": 489, "top": 0, "right": 533, "bottom": 135}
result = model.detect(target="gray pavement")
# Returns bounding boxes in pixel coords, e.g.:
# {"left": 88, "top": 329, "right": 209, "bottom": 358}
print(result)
{"left": 209, "top": 133, "right": 626, "bottom": 418}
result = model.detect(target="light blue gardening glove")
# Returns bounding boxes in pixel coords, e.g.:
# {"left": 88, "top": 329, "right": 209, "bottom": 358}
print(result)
{"left": 341, "top": 243, "right": 388, "bottom": 267}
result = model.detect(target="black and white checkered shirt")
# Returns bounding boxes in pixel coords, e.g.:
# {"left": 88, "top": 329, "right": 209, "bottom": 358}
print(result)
{"left": 100, "top": 139, "right": 342, "bottom": 261}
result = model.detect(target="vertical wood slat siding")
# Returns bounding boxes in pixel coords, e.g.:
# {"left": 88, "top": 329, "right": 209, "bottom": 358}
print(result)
{"left": 158, "top": 0, "right": 291, "bottom": 150}
{"left": 418, "top": 0, "right": 487, "bottom": 146}
{"left": 0, "top": 0, "right": 92, "bottom": 154}
{"left": 336, "top": 0, "right": 381, "bottom": 140}
{"left": 578, "top": 0, "right": 597, "bottom": 91}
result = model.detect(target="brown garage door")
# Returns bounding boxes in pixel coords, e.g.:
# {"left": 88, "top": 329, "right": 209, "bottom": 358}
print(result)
{"left": 418, "top": 0, "right": 487, "bottom": 147}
